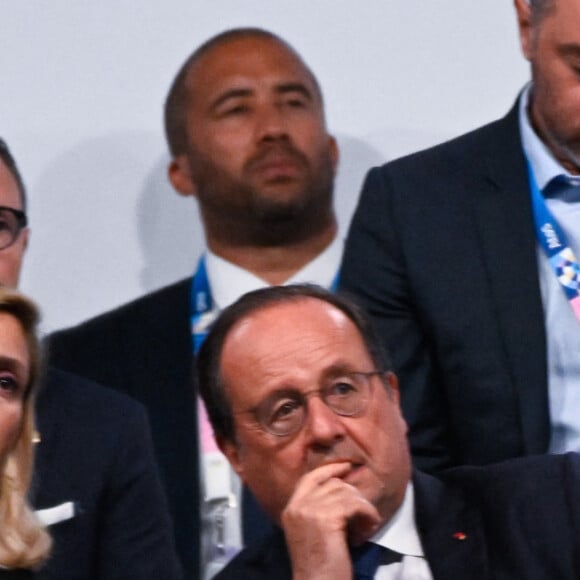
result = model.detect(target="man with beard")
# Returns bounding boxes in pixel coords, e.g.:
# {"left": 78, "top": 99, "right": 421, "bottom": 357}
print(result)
{"left": 48, "top": 28, "right": 340, "bottom": 578}
{"left": 341, "top": 0, "right": 580, "bottom": 474}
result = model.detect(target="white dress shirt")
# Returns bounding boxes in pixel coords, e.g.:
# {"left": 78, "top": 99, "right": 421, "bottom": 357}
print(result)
{"left": 371, "top": 483, "right": 433, "bottom": 580}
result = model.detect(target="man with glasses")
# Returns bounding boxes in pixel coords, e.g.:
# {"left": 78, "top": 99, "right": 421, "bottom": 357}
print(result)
{"left": 197, "top": 284, "right": 580, "bottom": 579}
{"left": 0, "top": 139, "right": 182, "bottom": 579}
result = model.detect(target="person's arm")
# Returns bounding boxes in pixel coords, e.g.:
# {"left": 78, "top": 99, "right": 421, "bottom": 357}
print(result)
{"left": 281, "top": 462, "right": 381, "bottom": 580}
{"left": 95, "top": 405, "right": 183, "bottom": 580}
{"left": 340, "top": 167, "right": 455, "bottom": 473}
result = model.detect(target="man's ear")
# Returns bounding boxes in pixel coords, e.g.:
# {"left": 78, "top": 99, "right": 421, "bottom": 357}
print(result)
{"left": 168, "top": 155, "right": 198, "bottom": 198}
{"left": 514, "top": 0, "right": 534, "bottom": 60}
{"left": 217, "top": 436, "right": 246, "bottom": 480}
{"left": 385, "top": 371, "right": 400, "bottom": 404}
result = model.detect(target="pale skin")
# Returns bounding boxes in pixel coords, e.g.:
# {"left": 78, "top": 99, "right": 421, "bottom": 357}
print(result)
{"left": 218, "top": 299, "right": 411, "bottom": 580}
{"left": 168, "top": 36, "right": 339, "bottom": 285}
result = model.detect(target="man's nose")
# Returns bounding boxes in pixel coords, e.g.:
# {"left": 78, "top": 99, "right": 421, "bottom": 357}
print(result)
{"left": 255, "top": 103, "right": 289, "bottom": 141}
{"left": 303, "top": 396, "right": 346, "bottom": 445}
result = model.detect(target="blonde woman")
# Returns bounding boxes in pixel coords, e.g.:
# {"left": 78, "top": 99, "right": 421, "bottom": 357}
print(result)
{"left": 0, "top": 288, "right": 50, "bottom": 576}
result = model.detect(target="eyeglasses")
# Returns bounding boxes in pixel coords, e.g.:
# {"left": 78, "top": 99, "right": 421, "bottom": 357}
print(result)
{"left": 0, "top": 207, "right": 27, "bottom": 250}
{"left": 238, "top": 370, "right": 384, "bottom": 437}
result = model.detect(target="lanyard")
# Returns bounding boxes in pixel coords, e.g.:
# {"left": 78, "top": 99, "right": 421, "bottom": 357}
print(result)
{"left": 191, "top": 255, "right": 216, "bottom": 355}
{"left": 526, "top": 161, "right": 580, "bottom": 321}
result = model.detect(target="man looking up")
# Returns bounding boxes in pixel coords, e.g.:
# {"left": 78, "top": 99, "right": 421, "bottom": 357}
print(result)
{"left": 0, "top": 139, "right": 181, "bottom": 579}
{"left": 48, "top": 28, "right": 340, "bottom": 577}
{"left": 197, "top": 284, "right": 580, "bottom": 579}
{"left": 341, "top": 0, "right": 580, "bottom": 473}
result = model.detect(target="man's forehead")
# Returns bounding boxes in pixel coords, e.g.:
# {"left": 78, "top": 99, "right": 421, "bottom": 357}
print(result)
{"left": 223, "top": 299, "right": 358, "bottom": 360}
{"left": 186, "top": 36, "right": 319, "bottom": 100}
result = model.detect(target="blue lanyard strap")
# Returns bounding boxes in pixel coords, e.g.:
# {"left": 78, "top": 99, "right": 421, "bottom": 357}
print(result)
{"left": 191, "top": 255, "right": 215, "bottom": 354}
{"left": 526, "top": 160, "right": 580, "bottom": 320}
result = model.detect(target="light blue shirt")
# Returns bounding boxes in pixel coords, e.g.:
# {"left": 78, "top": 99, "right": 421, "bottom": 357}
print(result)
{"left": 518, "top": 83, "right": 580, "bottom": 453}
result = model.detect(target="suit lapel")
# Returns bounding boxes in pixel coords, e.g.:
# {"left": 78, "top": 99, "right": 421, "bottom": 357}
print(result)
{"left": 413, "top": 471, "right": 491, "bottom": 580}
{"left": 471, "top": 103, "right": 549, "bottom": 454}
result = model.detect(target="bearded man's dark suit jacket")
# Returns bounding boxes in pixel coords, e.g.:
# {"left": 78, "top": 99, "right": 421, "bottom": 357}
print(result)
{"left": 216, "top": 453, "right": 580, "bottom": 579}
{"left": 47, "top": 278, "right": 273, "bottom": 578}
{"left": 340, "top": 100, "right": 549, "bottom": 474}
{"left": 32, "top": 368, "right": 181, "bottom": 579}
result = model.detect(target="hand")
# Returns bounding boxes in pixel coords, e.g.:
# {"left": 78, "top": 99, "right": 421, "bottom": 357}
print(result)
{"left": 281, "top": 461, "right": 381, "bottom": 580}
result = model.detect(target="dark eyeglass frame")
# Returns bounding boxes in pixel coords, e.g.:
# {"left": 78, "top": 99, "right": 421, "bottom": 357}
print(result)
{"left": 235, "top": 370, "right": 386, "bottom": 437}
{"left": 0, "top": 206, "right": 28, "bottom": 250}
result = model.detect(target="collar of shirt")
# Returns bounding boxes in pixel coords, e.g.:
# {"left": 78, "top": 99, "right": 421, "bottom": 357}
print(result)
{"left": 205, "top": 236, "right": 343, "bottom": 311}
{"left": 519, "top": 82, "right": 580, "bottom": 190}
{"left": 370, "top": 482, "right": 425, "bottom": 558}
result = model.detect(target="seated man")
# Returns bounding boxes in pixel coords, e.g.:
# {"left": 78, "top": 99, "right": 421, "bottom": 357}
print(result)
{"left": 196, "top": 284, "right": 580, "bottom": 579}
{"left": 0, "top": 138, "right": 182, "bottom": 579}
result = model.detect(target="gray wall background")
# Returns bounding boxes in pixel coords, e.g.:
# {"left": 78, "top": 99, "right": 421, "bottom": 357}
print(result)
{"left": 2, "top": 2, "right": 529, "bottom": 332}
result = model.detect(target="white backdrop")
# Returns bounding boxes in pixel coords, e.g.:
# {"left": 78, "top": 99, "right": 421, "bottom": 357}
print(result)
{"left": 2, "top": 1, "right": 529, "bottom": 332}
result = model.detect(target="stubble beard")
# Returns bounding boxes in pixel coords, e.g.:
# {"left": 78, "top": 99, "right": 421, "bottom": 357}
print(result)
{"left": 195, "top": 149, "right": 336, "bottom": 247}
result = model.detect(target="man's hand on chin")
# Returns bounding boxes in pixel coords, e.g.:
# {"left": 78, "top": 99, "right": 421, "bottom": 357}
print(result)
{"left": 281, "top": 461, "right": 381, "bottom": 580}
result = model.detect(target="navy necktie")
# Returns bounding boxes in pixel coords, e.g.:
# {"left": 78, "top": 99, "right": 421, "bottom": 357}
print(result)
{"left": 544, "top": 176, "right": 580, "bottom": 203}
{"left": 351, "top": 542, "right": 403, "bottom": 579}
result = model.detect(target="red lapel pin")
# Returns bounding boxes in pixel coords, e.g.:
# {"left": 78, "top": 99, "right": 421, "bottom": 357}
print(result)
{"left": 453, "top": 532, "right": 467, "bottom": 541}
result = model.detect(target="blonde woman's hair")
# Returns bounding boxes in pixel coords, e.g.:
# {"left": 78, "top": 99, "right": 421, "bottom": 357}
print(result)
{"left": 0, "top": 288, "right": 51, "bottom": 569}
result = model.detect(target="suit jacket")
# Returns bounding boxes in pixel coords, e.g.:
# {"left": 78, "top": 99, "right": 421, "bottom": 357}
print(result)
{"left": 47, "top": 278, "right": 273, "bottom": 578}
{"left": 340, "top": 101, "right": 549, "bottom": 473}
{"left": 0, "top": 570, "right": 35, "bottom": 579}
{"left": 46, "top": 279, "right": 197, "bottom": 575}
{"left": 216, "top": 453, "right": 580, "bottom": 579}
{"left": 32, "top": 368, "right": 182, "bottom": 579}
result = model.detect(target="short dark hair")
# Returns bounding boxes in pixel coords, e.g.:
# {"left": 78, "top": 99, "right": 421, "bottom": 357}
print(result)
{"left": 0, "top": 139, "right": 27, "bottom": 211}
{"left": 164, "top": 27, "right": 324, "bottom": 158}
{"left": 196, "top": 284, "right": 393, "bottom": 444}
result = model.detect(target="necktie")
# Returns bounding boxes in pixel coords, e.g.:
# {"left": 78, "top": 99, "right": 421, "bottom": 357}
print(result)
{"left": 544, "top": 176, "right": 580, "bottom": 203}
{"left": 351, "top": 542, "right": 403, "bottom": 579}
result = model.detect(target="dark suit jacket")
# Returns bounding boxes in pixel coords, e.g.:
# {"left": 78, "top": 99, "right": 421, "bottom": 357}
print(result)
{"left": 340, "top": 101, "right": 549, "bottom": 473}
{"left": 217, "top": 453, "right": 580, "bottom": 579}
{"left": 46, "top": 279, "right": 198, "bottom": 576}
{"left": 47, "top": 278, "right": 273, "bottom": 577}
{"left": 33, "top": 368, "right": 182, "bottom": 579}
{"left": 0, "top": 570, "right": 35, "bottom": 579}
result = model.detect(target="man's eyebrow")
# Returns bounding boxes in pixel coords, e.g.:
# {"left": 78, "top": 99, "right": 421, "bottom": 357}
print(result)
{"left": 275, "top": 82, "right": 314, "bottom": 100}
{"left": 210, "top": 88, "right": 253, "bottom": 111}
